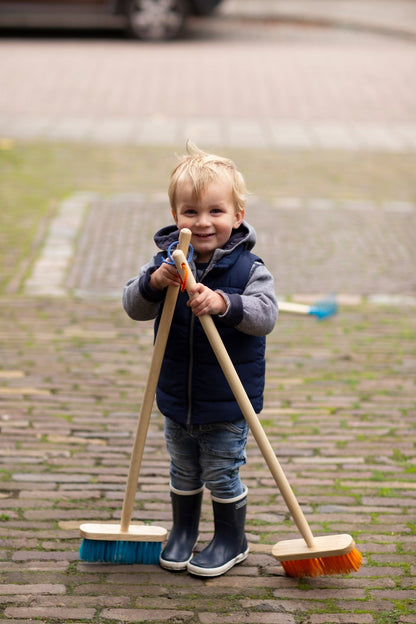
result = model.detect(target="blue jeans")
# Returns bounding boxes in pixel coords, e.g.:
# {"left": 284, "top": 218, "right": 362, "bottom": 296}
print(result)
{"left": 164, "top": 416, "right": 249, "bottom": 499}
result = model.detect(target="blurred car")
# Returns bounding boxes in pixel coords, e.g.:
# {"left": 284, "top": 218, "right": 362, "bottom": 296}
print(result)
{"left": 0, "top": 0, "right": 224, "bottom": 41}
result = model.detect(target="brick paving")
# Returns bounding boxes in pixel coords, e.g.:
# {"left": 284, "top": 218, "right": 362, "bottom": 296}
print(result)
{"left": 1, "top": 294, "right": 415, "bottom": 623}
{"left": 3, "top": 188, "right": 416, "bottom": 624}
{"left": 75, "top": 194, "right": 416, "bottom": 298}
{"left": 23, "top": 192, "right": 416, "bottom": 300}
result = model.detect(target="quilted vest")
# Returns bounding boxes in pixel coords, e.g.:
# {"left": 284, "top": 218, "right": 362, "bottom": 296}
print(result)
{"left": 155, "top": 245, "right": 266, "bottom": 425}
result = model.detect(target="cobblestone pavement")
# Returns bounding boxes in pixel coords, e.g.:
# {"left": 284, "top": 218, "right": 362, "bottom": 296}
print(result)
{"left": 1, "top": 295, "right": 415, "bottom": 623}
{"left": 4, "top": 190, "right": 416, "bottom": 624}
{"left": 23, "top": 192, "right": 416, "bottom": 300}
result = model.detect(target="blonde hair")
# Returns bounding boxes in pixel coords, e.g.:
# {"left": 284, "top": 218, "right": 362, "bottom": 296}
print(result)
{"left": 168, "top": 141, "right": 247, "bottom": 215}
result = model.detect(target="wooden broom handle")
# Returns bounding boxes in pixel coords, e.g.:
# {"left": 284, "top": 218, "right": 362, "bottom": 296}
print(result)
{"left": 120, "top": 229, "right": 192, "bottom": 532}
{"left": 172, "top": 249, "right": 316, "bottom": 548}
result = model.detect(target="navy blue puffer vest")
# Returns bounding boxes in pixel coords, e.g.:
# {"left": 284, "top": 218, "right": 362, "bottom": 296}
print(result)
{"left": 155, "top": 245, "right": 266, "bottom": 425}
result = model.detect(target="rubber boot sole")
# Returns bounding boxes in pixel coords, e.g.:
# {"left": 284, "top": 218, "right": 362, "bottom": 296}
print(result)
{"left": 187, "top": 546, "right": 249, "bottom": 577}
{"left": 159, "top": 538, "right": 199, "bottom": 571}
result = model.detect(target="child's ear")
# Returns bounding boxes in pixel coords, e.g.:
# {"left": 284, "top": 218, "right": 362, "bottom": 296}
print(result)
{"left": 233, "top": 209, "right": 245, "bottom": 229}
{"left": 171, "top": 209, "right": 178, "bottom": 224}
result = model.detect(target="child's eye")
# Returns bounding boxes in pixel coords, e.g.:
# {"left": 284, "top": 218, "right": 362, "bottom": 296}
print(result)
{"left": 211, "top": 208, "right": 223, "bottom": 214}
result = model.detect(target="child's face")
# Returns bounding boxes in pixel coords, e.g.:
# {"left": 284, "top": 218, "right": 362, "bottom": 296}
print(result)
{"left": 173, "top": 178, "right": 244, "bottom": 263}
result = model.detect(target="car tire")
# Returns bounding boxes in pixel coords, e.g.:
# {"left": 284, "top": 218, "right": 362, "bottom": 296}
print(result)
{"left": 126, "top": 0, "right": 190, "bottom": 41}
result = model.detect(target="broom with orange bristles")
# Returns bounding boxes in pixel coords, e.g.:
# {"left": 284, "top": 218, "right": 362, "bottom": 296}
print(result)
{"left": 78, "top": 229, "right": 192, "bottom": 564}
{"left": 173, "top": 249, "right": 362, "bottom": 578}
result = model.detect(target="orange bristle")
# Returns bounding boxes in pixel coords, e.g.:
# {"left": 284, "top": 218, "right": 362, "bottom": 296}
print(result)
{"left": 281, "top": 557, "right": 325, "bottom": 578}
{"left": 319, "top": 548, "right": 363, "bottom": 576}
{"left": 281, "top": 548, "right": 362, "bottom": 578}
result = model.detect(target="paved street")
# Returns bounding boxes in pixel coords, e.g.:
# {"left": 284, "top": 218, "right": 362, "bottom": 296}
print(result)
{"left": 1, "top": 2, "right": 416, "bottom": 623}
{"left": 1, "top": 2, "right": 416, "bottom": 150}
{"left": 1, "top": 295, "right": 415, "bottom": 623}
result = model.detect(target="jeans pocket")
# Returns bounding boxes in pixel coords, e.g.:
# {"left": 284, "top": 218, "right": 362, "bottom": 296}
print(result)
{"left": 164, "top": 417, "right": 185, "bottom": 444}
{"left": 217, "top": 419, "right": 249, "bottom": 436}
{"left": 202, "top": 419, "right": 249, "bottom": 460}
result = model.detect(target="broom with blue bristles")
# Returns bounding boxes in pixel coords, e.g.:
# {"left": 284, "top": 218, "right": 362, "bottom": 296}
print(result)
{"left": 279, "top": 296, "right": 338, "bottom": 320}
{"left": 79, "top": 229, "right": 192, "bottom": 564}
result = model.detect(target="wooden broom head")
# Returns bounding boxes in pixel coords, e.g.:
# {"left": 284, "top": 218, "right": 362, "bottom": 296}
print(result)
{"left": 80, "top": 523, "right": 167, "bottom": 542}
{"left": 272, "top": 534, "right": 362, "bottom": 577}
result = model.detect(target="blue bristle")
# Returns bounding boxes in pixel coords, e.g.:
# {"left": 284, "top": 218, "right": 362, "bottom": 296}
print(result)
{"left": 309, "top": 297, "right": 338, "bottom": 320}
{"left": 79, "top": 539, "right": 162, "bottom": 565}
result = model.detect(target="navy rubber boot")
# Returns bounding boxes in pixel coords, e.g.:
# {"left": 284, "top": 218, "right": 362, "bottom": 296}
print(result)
{"left": 159, "top": 486, "right": 204, "bottom": 571}
{"left": 187, "top": 486, "right": 249, "bottom": 577}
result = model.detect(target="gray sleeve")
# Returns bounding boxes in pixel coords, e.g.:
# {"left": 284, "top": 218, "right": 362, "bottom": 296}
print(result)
{"left": 122, "top": 259, "right": 163, "bottom": 321}
{"left": 217, "top": 261, "right": 278, "bottom": 336}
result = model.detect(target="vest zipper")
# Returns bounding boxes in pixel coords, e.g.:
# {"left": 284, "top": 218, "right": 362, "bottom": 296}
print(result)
{"left": 186, "top": 266, "right": 208, "bottom": 427}
{"left": 186, "top": 313, "right": 195, "bottom": 427}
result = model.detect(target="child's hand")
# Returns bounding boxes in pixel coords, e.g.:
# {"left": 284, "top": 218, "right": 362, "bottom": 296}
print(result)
{"left": 188, "top": 284, "right": 227, "bottom": 317}
{"left": 149, "top": 263, "right": 181, "bottom": 290}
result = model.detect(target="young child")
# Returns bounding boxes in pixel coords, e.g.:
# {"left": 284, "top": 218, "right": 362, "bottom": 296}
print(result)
{"left": 123, "top": 142, "right": 278, "bottom": 577}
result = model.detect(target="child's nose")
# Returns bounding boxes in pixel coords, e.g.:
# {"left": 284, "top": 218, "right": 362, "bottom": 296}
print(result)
{"left": 196, "top": 213, "right": 210, "bottom": 226}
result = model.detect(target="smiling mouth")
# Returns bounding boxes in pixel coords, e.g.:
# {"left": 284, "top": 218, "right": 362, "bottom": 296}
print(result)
{"left": 194, "top": 233, "right": 214, "bottom": 239}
